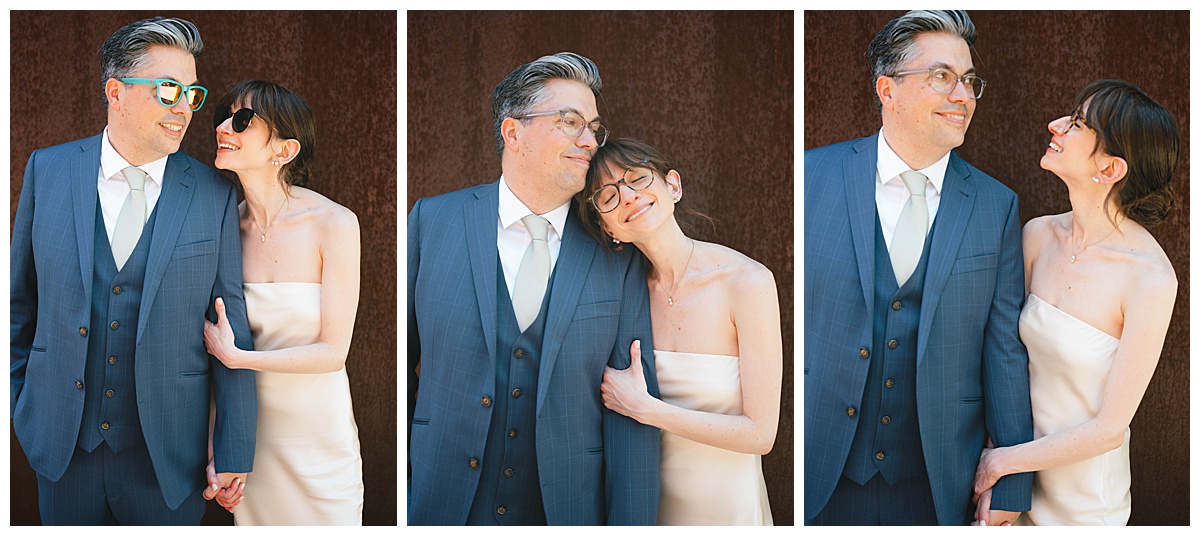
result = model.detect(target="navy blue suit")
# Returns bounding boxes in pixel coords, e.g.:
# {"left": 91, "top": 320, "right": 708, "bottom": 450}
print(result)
{"left": 804, "top": 135, "right": 1034, "bottom": 524}
{"left": 407, "top": 181, "right": 660, "bottom": 525}
{"left": 11, "top": 134, "right": 257, "bottom": 523}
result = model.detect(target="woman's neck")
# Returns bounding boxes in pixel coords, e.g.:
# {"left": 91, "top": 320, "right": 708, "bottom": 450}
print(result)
{"left": 633, "top": 218, "right": 694, "bottom": 285}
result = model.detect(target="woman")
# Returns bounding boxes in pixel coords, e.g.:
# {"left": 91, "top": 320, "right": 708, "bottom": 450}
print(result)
{"left": 201, "top": 80, "right": 364, "bottom": 525}
{"left": 972, "top": 80, "right": 1179, "bottom": 525}
{"left": 580, "top": 139, "right": 782, "bottom": 525}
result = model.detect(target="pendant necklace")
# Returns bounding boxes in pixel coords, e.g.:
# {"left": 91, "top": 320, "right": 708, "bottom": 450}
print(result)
{"left": 660, "top": 238, "right": 696, "bottom": 306}
{"left": 1069, "top": 226, "right": 1117, "bottom": 263}
{"left": 252, "top": 195, "right": 287, "bottom": 242}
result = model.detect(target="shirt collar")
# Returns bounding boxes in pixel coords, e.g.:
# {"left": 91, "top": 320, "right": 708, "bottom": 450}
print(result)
{"left": 876, "top": 128, "right": 949, "bottom": 194}
{"left": 100, "top": 127, "right": 168, "bottom": 185}
{"left": 498, "top": 175, "right": 570, "bottom": 238}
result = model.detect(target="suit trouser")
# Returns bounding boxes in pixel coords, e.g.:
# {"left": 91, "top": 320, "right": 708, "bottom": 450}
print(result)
{"left": 809, "top": 472, "right": 939, "bottom": 526}
{"left": 37, "top": 442, "right": 204, "bottom": 525}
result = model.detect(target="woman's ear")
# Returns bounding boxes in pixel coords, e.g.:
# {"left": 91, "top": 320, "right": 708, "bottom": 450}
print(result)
{"left": 273, "top": 139, "right": 302, "bottom": 166}
{"left": 1095, "top": 155, "right": 1128, "bottom": 185}
{"left": 665, "top": 169, "right": 683, "bottom": 202}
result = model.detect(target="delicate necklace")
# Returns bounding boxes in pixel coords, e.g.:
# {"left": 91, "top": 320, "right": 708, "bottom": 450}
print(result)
{"left": 659, "top": 238, "right": 695, "bottom": 306}
{"left": 252, "top": 196, "right": 287, "bottom": 242}
{"left": 1069, "top": 225, "right": 1118, "bottom": 263}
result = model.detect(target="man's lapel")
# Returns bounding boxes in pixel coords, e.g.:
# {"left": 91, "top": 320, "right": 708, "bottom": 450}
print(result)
{"left": 917, "top": 152, "right": 977, "bottom": 365}
{"left": 536, "top": 206, "right": 593, "bottom": 417}
{"left": 139, "top": 152, "right": 197, "bottom": 343}
{"left": 845, "top": 135, "right": 879, "bottom": 321}
{"left": 71, "top": 135, "right": 103, "bottom": 302}
{"left": 464, "top": 182, "right": 501, "bottom": 368}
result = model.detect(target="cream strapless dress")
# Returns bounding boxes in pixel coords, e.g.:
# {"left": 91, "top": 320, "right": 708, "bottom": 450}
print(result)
{"left": 1016, "top": 293, "right": 1129, "bottom": 526}
{"left": 234, "top": 282, "right": 364, "bottom": 526}
{"left": 654, "top": 350, "right": 772, "bottom": 526}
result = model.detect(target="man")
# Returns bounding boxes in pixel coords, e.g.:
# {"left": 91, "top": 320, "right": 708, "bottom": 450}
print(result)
{"left": 10, "top": 17, "right": 256, "bottom": 524}
{"left": 804, "top": 10, "right": 1034, "bottom": 525}
{"left": 407, "top": 52, "right": 659, "bottom": 525}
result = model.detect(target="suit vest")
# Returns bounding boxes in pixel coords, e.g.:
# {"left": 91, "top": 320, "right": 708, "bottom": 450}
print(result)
{"left": 78, "top": 197, "right": 158, "bottom": 453}
{"left": 843, "top": 215, "right": 935, "bottom": 486}
{"left": 466, "top": 257, "right": 552, "bottom": 525}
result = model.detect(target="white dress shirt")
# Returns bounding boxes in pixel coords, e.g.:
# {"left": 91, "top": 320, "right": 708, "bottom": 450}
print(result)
{"left": 875, "top": 128, "right": 949, "bottom": 251}
{"left": 98, "top": 128, "right": 166, "bottom": 243}
{"left": 497, "top": 175, "right": 570, "bottom": 300}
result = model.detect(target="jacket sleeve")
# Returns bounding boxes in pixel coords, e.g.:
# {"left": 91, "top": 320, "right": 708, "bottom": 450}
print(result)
{"left": 603, "top": 250, "right": 661, "bottom": 525}
{"left": 209, "top": 183, "right": 258, "bottom": 473}
{"left": 10, "top": 152, "right": 40, "bottom": 416}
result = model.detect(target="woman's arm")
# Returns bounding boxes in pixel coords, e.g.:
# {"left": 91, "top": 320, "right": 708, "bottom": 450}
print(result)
{"left": 601, "top": 264, "right": 782, "bottom": 455}
{"left": 204, "top": 208, "right": 361, "bottom": 374}
{"left": 974, "top": 263, "right": 1176, "bottom": 498}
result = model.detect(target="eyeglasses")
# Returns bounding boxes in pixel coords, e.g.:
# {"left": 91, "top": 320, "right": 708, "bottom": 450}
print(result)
{"left": 1064, "top": 105, "right": 1095, "bottom": 134}
{"left": 513, "top": 109, "right": 609, "bottom": 147}
{"left": 889, "top": 67, "right": 987, "bottom": 99}
{"left": 213, "top": 107, "right": 258, "bottom": 133}
{"left": 118, "top": 78, "right": 208, "bottom": 111}
{"left": 590, "top": 158, "right": 654, "bottom": 214}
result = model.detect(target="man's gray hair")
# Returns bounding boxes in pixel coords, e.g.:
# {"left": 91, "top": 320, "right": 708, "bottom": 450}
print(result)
{"left": 491, "top": 52, "right": 603, "bottom": 159}
{"left": 99, "top": 17, "right": 204, "bottom": 106}
{"left": 867, "top": 10, "right": 976, "bottom": 110}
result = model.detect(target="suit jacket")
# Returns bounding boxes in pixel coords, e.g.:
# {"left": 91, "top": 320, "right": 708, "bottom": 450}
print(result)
{"left": 407, "top": 180, "right": 660, "bottom": 525}
{"left": 10, "top": 134, "right": 257, "bottom": 510}
{"left": 803, "top": 134, "right": 1034, "bottom": 524}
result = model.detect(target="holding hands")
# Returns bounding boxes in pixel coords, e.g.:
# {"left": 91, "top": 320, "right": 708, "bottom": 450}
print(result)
{"left": 203, "top": 458, "right": 245, "bottom": 512}
{"left": 971, "top": 447, "right": 1019, "bottom": 526}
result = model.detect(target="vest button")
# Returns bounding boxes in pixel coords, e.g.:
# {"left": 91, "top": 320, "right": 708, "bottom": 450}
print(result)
{"left": 79, "top": 327, "right": 88, "bottom": 337}
{"left": 481, "top": 395, "right": 492, "bottom": 407}
{"left": 514, "top": 348, "right": 525, "bottom": 358}
{"left": 858, "top": 347, "right": 869, "bottom": 359}
{"left": 497, "top": 506, "right": 507, "bottom": 515}
{"left": 468, "top": 458, "right": 479, "bottom": 469}
{"left": 512, "top": 388, "right": 522, "bottom": 398}
{"left": 106, "top": 389, "right": 115, "bottom": 398}
{"left": 888, "top": 339, "right": 899, "bottom": 349}
{"left": 113, "top": 286, "right": 122, "bottom": 295}
{"left": 504, "top": 467, "right": 514, "bottom": 477}
{"left": 846, "top": 407, "right": 856, "bottom": 417}
{"left": 876, "top": 451, "right": 886, "bottom": 460}
{"left": 110, "top": 321, "right": 120, "bottom": 330}
{"left": 892, "top": 300, "right": 902, "bottom": 311}
{"left": 108, "top": 356, "right": 118, "bottom": 365}
{"left": 75, "top": 380, "right": 84, "bottom": 390}
{"left": 885, "top": 378, "right": 895, "bottom": 388}
{"left": 881, "top": 415, "right": 891, "bottom": 425}
{"left": 508, "top": 429, "right": 518, "bottom": 439}
{"left": 101, "top": 422, "right": 110, "bottom": 430}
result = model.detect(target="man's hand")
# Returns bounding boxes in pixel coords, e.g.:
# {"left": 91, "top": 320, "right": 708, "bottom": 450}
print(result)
{"left": 202, "top": 458, "right": 246, "bottom": 512}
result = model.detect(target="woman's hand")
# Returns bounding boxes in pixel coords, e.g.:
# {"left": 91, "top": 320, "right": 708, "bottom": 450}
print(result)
{"left": 600, "top": 340, "right": 655, "bottom": 424}
{"left": 202, "top": 457, "right": 244, "bottom": 512}
{"left": 203, "top": 297, "right": 242, "bottom": 368}
{"left": 973, "top": 447, "right": 1004, "bottom": 503}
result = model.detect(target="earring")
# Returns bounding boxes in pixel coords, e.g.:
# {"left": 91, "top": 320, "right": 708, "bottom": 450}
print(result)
{"left": 272, "top": 161, "right": 279, "bottom": 166}
{"left": 1092, "top": 177, "right": 1100, "bottom": 183}
{"left": 612, "top": 237, "right": 620, "bottom": 244}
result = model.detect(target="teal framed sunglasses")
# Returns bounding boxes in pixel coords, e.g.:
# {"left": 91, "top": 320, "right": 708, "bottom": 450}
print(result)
{"left": 118, "top": 78, "right": 208, "bottom": 111}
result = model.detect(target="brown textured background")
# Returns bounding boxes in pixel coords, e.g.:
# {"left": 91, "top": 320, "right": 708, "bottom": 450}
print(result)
{"left": 805, "top": 11, "right": 1189, "bottom": 526}
{"left": 407, "top": 11, "right": 795, "bottom": 525}
{"left": 8, "top": 11, "right": 397, "bottom": 525}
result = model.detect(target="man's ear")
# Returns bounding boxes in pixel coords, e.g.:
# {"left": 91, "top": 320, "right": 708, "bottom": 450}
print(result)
{"left": 501, "top": 117, "right": 522, "bottom": 153}
{"left": 105, "top": 78, "right": 124, "bottom": 111}
{"left": 876, "top": 76, "right": 896, "bottom": 111}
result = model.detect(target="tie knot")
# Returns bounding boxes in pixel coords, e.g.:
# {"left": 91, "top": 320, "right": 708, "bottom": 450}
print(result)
{"left": 121, "top": 166, "right": 148, "bottom": 191}
{"left": 522, "top": 215, "right": 550, "bottom": 242}
{"left": 900, "top": 170, "right": 927, "bottom": 198}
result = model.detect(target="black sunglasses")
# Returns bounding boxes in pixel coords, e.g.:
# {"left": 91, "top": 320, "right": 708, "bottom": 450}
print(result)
{"left": 213, "top": 107, "right": 257, "bottom": 133}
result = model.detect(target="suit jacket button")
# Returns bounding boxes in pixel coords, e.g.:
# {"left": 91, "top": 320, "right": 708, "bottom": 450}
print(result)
{"left": 508, "top": 429, "right": 518, "bottom": 439}
{"left": 858, "top": 347, "right": 869, "bottom": 358}
{"left": 892, "top": 301, "right": 902, "bottom": 311}
{"left": 876, "top": 451, "right": 885, "bottom": 460}
{"left": 468, "top": 458, "right": 479, "bottom": 469}
{"left": 481, "top": 395, "right": 492, "bottom": 407}
{"left": 497, "top": 506, "right": 507, "bottom": 515}
{"left": 846, "top": 407, "right": 856, "bottom": 417}
{"left": 79, "top": 327, "right": 88, "bottom": 337}
{"left": 113, "top": 286, "right": 122, "bottom": 295}
{"left": 504, "top": 468, "right": 514, "bottom": 477}
{"left": 75, "top": 380, "right": 83, "bottom": 390}
{"left": 511, "top": 388, "right": 521, "bottom": 398}
{"left": 881, "top": 415, "right": 891, "bottom": 425}
{"left": 888, "top": 339, "right": 899, "bottom": 349}
{"left": 101, "top": 422, "right": 110, "bottom": 430}
{"left": 106, "top": 389, "right": 115, "bottom": 398}
{"left": 885, "top": 378, "right": 895, "bottom": 388}
{"left": 110, "top": 320, "right": 120, "bottom": 330}
{"left": 514, "top": 348, "right": 525, "bottom": 358}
